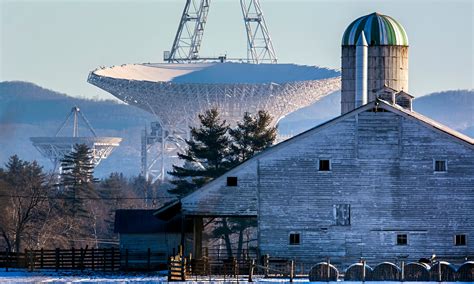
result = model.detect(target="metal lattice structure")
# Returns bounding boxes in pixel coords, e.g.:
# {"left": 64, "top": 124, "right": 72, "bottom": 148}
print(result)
{"left": 166, "top": 0, "right": 210, "bottom": 62}
{"left": 165, "top": 0, "right": 277, "bottom": 64}
{"left": 88, "top": 69, "right": 340, "bottom": 182}
{"left": 30, "top": 107, "right": 122, "bottom": 172}
{"left": 241, "top": 0, "right": 277, "bottom": 63}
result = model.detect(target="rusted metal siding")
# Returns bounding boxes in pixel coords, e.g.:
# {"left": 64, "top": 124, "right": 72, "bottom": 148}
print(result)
{"left": 258, "top": 110, "right": 473, "bottom": 266}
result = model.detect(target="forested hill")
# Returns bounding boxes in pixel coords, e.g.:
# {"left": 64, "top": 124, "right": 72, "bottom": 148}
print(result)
{"left": 412, "top": 90, "right": 474, "bottom": 132}
{"left": 0, "top": 81, "right": 472, "bottom": 177}
{"left": 0, "top": 81, "right": 153, "bottom": 130}
{"left": 0, "top": 81, "right": 154, "bottom": 177}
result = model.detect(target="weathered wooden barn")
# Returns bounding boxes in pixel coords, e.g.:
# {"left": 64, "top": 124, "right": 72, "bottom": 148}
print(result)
{"left": 173, "top": 95, "right": 474, "bottom": 267}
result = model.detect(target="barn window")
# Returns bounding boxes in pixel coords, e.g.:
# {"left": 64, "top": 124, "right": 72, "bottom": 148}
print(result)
{"left": 289, "top": 233, "right": 300, "bottom": 245}
{"left": 226, "top": 176, "right": 238, "bottom": 186}
{"left": 334, "top": 204, "right": 350, "bottom": 226}
{"left": 319, "top": 159, "right": 331, "bottom": 171}
{"left": 455, "top": 234, "right": 466, "bottom": 246}
{"left": 434, "top": 160, "right": 447, "bottom": 172}
{"left": 397, "top": 234, "right": 408, "bottom": 245}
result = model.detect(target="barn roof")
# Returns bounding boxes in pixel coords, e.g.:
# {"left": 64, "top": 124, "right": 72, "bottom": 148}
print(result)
{"left": 114, "top": 209, "right": 183, "bottom": 234}
{"left": 377, "top": 99, "right": 474, "bottom": 146}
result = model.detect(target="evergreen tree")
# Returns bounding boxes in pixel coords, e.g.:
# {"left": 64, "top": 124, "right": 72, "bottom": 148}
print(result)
{"left": 168, "top": 108, "right": 232, "bottom": 197}
{"left": 60, "top": 144, "right": 98, "bottom": 217}
{"left": 168, "top": 109, "right": 276, "bottom": 258}
{"left": 252, "top": 110, "right": 277, "bottom": 152}
{"left": 229, "top": 110, "right": 277, "bottom": 164}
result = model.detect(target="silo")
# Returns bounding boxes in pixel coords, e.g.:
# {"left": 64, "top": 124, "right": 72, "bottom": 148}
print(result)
{"left": 341, "top": 12, "right": 409, "bottom": 114}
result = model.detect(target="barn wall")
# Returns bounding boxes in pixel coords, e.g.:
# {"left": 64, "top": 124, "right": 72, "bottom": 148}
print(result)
{"left": 181, "top": 160, "right": 258, "bottom": 216}
{"left": 258, "top": 110, "right": 474, "bottom": 267}
{"left": 119, "top": 233, "right": 181, "bottom": 255}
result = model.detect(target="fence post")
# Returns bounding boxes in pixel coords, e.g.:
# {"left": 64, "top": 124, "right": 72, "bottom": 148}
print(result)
{"left": 290, "top": 260, "right": 294, "bottom": 282}
{"left": 264, "top": 254, "right": 269, "bottom": 277}
{"left": 91, "top": 249, "right": 95, "bottom": 271}
{"left": 111, "top": 247, "right": 115, "bottom": 271}
{"left": 362, "top": 259, "right": 366, "bottom": 282}
{"left": 40, "top": 248, "right": 44, "bottom": 269}
{"left": 55, "top": 248, "right": 60, "bottom": 271}
{"left": 80, "top": 248, "right": 84, "bottom": 271}
{"left": 205, "top": 247, "right": 209, "bottom": 275}
{"left": 327, "top": 257, "right": 331, "bottom": 281}
{"left": 401, "top": 261, "right": 404, "bottom": 281}
{"left": 248, "top": 259, "right": 255, "bottom": 282}
{"left": 5, "top": 248, "right": 9, "bottom": 272}
{"left": 147, "top": 248, "right": 151, "bottom": 271}
{"left": 24, "top": 249, "right": 28, "bottom": 271}
{"left": 167, "top": 256, "right": 171, "bottom": 281}
{"left": 125, "top": 249, "right": 129, "bottom": 272}
{"left": 181, "top": 256, "right": 187, "bottom": 281}
{"left": 438, "top": 262, "right": 442, "bottom": 282}
{"left": 71, "top": 247, "right": 75, "bottom": 269}
{"left": 29, "top": 249, "right": 34, "bottom": 272}
{"left": 102, "top": 248, "right": 106, "bottom": 272}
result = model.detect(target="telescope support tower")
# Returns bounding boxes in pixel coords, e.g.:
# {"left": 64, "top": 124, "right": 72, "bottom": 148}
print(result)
{"left": 165, "top": 0, "right": 277, "bottom": 63}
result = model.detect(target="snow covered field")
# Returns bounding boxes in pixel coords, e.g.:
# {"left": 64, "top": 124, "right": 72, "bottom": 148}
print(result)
{"left": 0, "top": 270, "right": 167, "bottom": 283}
{"left": 0, "top": 271, "right": 470, "bottom": 284}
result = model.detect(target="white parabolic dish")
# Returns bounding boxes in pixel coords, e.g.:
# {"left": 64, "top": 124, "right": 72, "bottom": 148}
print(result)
{"left": 88, "top": 62, "right": 341, "bottom": 127}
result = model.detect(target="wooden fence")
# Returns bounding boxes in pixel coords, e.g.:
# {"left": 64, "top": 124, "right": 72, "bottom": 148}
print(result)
{"left": 2, "top": 248, "right": 473, "bottom": 282}
{"left": 0, "top": 248, "right": 120, "bottom": 271}
{"left": 0, "top": 247, "right": 168, "bottom": 272}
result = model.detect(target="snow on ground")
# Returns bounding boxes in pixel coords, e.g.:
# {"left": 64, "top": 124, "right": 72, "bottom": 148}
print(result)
{"left": 0, "top": 271, "right": 469, "bottom": 284}
{"left": 0, "top": 269, "right": 167, "bottom": 283}
{"left": 93, "top": 62, "right": 340, "bottom": 84}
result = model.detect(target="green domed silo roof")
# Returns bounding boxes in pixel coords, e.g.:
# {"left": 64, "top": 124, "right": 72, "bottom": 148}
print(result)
{"left": 342, "top": 12, "right": 408, "bottom": 46}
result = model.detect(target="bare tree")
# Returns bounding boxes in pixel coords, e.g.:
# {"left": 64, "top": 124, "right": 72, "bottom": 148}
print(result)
{"left": 0, "top": 155, "right": 49, "bottom": 252}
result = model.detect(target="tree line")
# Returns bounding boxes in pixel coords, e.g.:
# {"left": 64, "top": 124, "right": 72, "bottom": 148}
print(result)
{"left": 0, "top": 153, "right": 164, "bottom": 253}
{"left": 0, "top": 108, "right": 277, "bottom": 256}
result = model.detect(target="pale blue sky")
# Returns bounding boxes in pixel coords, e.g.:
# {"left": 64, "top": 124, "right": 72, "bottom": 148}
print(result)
{"left": 1, "top": 0, "right": 473, "bottom": 100}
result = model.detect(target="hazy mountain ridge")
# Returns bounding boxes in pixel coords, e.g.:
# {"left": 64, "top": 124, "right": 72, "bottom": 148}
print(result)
{"left": 0, "top": 81, "right": 472, "bottom": 177}
{"left": 0, "top": 81, "right": 154, "bottom": 177}
{"left": 0, "top": 81, "right": 152, "bottom": 129}
{"left": 412, "top": 90, "right": 474, "bottom": 132}
{"left": 279, "top": 90, "right": 474, "bottom": 136}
